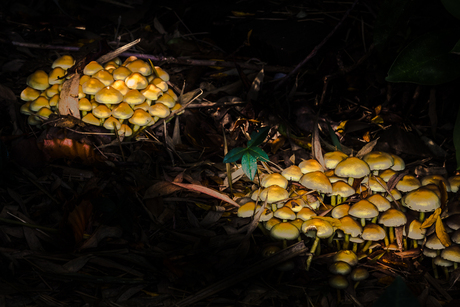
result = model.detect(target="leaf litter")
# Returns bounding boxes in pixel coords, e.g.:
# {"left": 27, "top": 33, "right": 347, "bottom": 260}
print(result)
{"left": 0, "top": 0, "right": 460, "bottom": 306}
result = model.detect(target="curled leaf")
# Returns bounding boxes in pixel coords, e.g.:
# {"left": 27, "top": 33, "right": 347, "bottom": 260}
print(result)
{"left": 436, "top": 215, "right": 452, "bottom": 247}
{"left": 421, "top": 207, "right": 441, "bottom": 229}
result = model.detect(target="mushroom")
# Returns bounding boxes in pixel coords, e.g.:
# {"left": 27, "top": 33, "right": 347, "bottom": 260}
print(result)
{"left": 348, "top": 199, "right": 379, "bottom": 227}
{"left": 261, "top": 173, "right": 288, "bottom": 189}
{"left": 299, "top": 171, "right": 333, "bottom": 196}
{"left": 301, "top": 218, "right": 334, "bottom": 271}
{"left": 339, "top": 216, "right": 362, "bottom": 250}
{"left": 324, "top": 151, "right": 348, "bottom": 170}
{"left": 378, "top": 208, "right": 407, "bottom": 246}
{"left": 281, "top": 165, "right": 303, "bottom": 182}
{"left": 350, "top": 267, "right": 369, "bottom": 288}
{"left": 402, "top": 187, "right": 440, "bottom": 222}
{"left": 298, "top": 159, "right": 324, "bottom": 174}
{"left": 361, "top": 223, "right": 386, "bottom": 252}
{"left": 335, "top": 157, "right": 370, "bottom": 186}
{"left": 362, "top": 151, "right": 394, "bottom": 175}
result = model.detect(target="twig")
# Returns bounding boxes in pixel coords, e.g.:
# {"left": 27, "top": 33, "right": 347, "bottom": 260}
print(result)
{"left": 174, "top": 242, "right": 308, "bottom": 307}
{"left": 0, "top": 39, "right": 294, "bottom": 73}
{"left": 275, "top": 0, "right": 360, "bottom": 89}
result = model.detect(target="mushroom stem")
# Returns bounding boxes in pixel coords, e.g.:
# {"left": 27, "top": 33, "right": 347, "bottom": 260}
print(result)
{"left": 361, "top": 240, "right": 373, "bottom": 253}
{"left": 389, "top": 226, "right": 395, "bottom": 244}
{"left": 343, "top": 234, "right": 350, "bottom": 250}
{"left": 432, "top": 259, "right": 439, "bottom": 279}
{"left": 419, "top": 212, "right": 425, "bottom": 223}
{"left": 331, "top": 195, "right": 336, "bottom": 207}
{"left": 305, "top": 236, "right": 320, "bottom": 271}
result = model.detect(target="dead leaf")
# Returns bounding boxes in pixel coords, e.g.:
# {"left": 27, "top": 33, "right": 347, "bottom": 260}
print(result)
{"left": 59, "top": 73, "right": 81, "bottom": 118}
{"left": 79, "top": 225, "right": 123, "bottom": 250}
{"left": 436, "top": 215, "right": 451, "bottom": 247}
{"left": 62, "top": 255, "right": 93, "bottom": 273}
{"left": 312, "top": 120, "right": 325, "bottom": 170}
{"left": 68, "top": 200, "right": 93, "bottom": 244}
{"left": 312, "top": 216, "right": 341, "bottom": 228}
{"left": 356, "top": 138, "right": 379, "bottom": 158}
{"left": 247, "top": 68, "right": 264, "bottom": 101}
{"left": 144, "top": 181, "right": 183, "bottom": 199}
{"left": 421, "top": 208, "right": 441, "bottom": 229}
{"left": 171, "top": 182, "right": 240, "bottom": 207}
{"left": 39, "top": 138, "right": 101, "bottom": 164}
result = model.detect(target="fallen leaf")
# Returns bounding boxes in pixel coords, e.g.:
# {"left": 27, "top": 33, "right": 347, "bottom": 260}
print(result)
{"left": 171, "top": 182, "right": 240, "bottom": 207}
{"left": 436, "top": 215, "right": 451, "bottom": 247}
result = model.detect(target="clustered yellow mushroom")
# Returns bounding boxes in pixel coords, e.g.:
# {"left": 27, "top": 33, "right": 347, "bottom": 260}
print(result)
{"left": 235, "top": 150, "right": 459, "bottom": 281}
{"left": 19, "top": 55, "right": 180, "bottom": 136}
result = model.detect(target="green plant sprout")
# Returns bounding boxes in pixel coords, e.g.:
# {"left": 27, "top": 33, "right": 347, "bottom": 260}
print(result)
{"left": 223, "top": 127, "right": 270, "bottom": 181}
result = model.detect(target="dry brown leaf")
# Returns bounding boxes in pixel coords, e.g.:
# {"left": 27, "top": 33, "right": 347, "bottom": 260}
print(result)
{"left": 80, "top": 225, "right": 123, "bottom": 250}
{"left": 68, "top": 200, "right": 93, "bottom": 244}
{"left": 421, "top": 208, "right": 441, "bottom": 229}
{"left": 39, "top": 138, "right": 102, "bottom": 164}
{"left": 59, "top": 73, "right": 81, "bottom": 118}
{"left": 436, "top": 215, "right": 451, "bottom": 247}
{"left": 144, "top": 181, "right": 183, "bottom": 199}
{"left": 312, "top": 216, "right": 341, "bottom": 228}
{"left": 171, "top": 182, "right": 240, "bottom": 207}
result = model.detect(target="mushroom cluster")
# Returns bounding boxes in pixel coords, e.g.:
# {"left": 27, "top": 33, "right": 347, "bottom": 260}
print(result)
{"left": 19, "top": 55, "right": 179, "bottom": 136}
{"left": 236, "top": 150, "right": 460, "bottom": 276}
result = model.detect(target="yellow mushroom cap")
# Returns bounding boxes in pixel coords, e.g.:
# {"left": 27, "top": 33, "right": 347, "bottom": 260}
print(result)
{"left": 112, "top": 102, "right": 134, "bottom": 120}
{"left": 129, "top": 109, "right": 153, "bottom": 126}
{"left": 152, "top": 77, "right": 168, "bottom": 92}
{"left": 270, "top": 222, "right": 300, "bottom": 240}
{"left": 166, "top": 88, "right": 178, "bottom": 101}
{"left": 264, "top": 217, "right": 281, "bottom": 231}
{"left": 95, "top": 86, "right": 123, "bottom": 105}
{"left": 82, "top": 113, "right": 101, "bottom": 126}
{"left": 125, "top": 72, "right": 148, "bottom": 90}
{"left": 261, "top": 173, "right": 288, "bottom": 189}
{"left": 396, "top": 175, "right": 421, "bottom": 192}
{"left": 273, "top": 206, "right": 296, "bottom": 220}
{"left": 339, "top": 216, "right": 362, "bottom": 237}
{"left": 350, "top": 267, "right": 369, "bottom": 282}
{"left": 154, "top": 66, "right": 170, "bottom": 81}
{"left": 366, "top": 194, "right": 391, "bottom": 212}
{"left": 335, "top": 157, "right": 370, "bottom": 178}
{"left": 78, "top": 98, "right": 93, "bottom": 111}
{"left": 324, "top": 151, "right": 348, "bottom": 169}
{"left": 298, "top": 159, "right": 323, "bottom": 174}
{"left": 448, "top": 175, "right": 460, "bottom": 193}
{"left": 29, "top": 96, "right": 50, "bottom": 112}
{"left": 48, "top": 67, "right": 66, "bottom": 85}
{"left": 299, "top": 171, "right": 332, "bottom": 194}
{"left": 301, "top": 218, "right": 334, "bottom": 239}
{"left": 83, "top": 61, "right": 104, "bottom": 75}
{"left": 111, "top": 80, "right": 130, "bottom": 96}
{"left": 390, "top": 154, "right": 405, "bottom": 171}
{"left": 362, "top": 151, "right": 394, "bottom": 171}
{"left": 51, "top": 55, "right": 75, "bottom": 69}
{"left": 403, "top": 188, "right": 440, "bottom": 212}
{"left": 329, "top": 261, "right": 352, "bottom": 275}
{"left": 349, "top": 200, "right": 379, "bottom": 219}
{"left": 259, "top": 185, "right": 289, "bottom": 203}
{"left": 20, "top": 102, "right": 33, "bottom": 115}
{"left": 237, "top": 201, "right": 257, "bottom": 218}
{"left": 156, "top": 93, "right": 176, "bottom": 108}
{"left": 149, "top": 103, "right": 171, "bottom": 118}
{"left": 118, "top": 124, "right": 133, "bottom": 137}
{"left": 20, "top": 87, "right": 41, "bottom": 101}
{"left": 82, "top": 78, "right": 105, "bottom": 95}
{"left": 421, "top": 175, "right": 451, "bottom": 192}
{"left": 141, "top": 84, "right": 163, "bottom": 100}
{"left": 329, "top": 275, "right": 349, "bottom": 289}
{"left": 379, "top": 169, "right": 397, "bottom": 182}
{"left": 441, "top": 245, "right": 460, "bottom": 263}
{"left": 281, "top": 165, "right": 303, "bottom": 182}
{"left": 425, "top": 234, "right": 446, "bottom": 250}
{"left": 330, "top": 181, "right": 355, "bottom": 197}
{"left": 103, "top": 116, "right": 121, "bottom": 130}
{"left": 331, "top": 204, "right": 350, "bottom": 219}
{"left": 124, "top": 89, "right": 146, "bottom": 105}
{"left": 332, "top": 250, "right": 358, "bottom": 266}
{"left": 126, "top": 59, "right": 152, "bottom": 76}
{"left": 112, "top": 66, "right": 132, "bottom": 81}
{"left": 93, "top": 69, "right": 114, "bottom": 86}
{"left": 92, "top": 104, "right": 112, "bottom": 119}
{"left": 361, "top": 223, "right": 386, "bottom": 241}
{"left": 27, "top": 70, "right": 49, "bottom": 90}
{"left": 404, "top": 219, "right": 426, "bottom": 240}
{"left": 378, "top": 208, "right": 407, "bottom": 227}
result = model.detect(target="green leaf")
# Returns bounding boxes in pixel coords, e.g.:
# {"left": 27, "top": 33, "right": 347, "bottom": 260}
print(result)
{"left": 223, "top": 147, "right": 246, "bottom": 163}
{"left": 441, "top": 0, "right": 460, "bottom": 20}
{"left": 327, "top": 121, "right": 342, "bottom": 151}
{"left": 247, "top": 127, "right": 270, "bottom": 148}
{"left": 454, "top": 106, "right": 460, "bottom": 170}
{"left": 373, "top": 276, "right": 421, "bottom": 307}
{"left": 241, "top": 151, "right": 258, "bottom": 180}
{"left": 386, "top": 30, "right": 460, "bottom": 85}
{"left": 248, "top": 147, "right": 270, "bottom": 162}
{"left": 373, "top": 0, "right": 413, "bottom": 50}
